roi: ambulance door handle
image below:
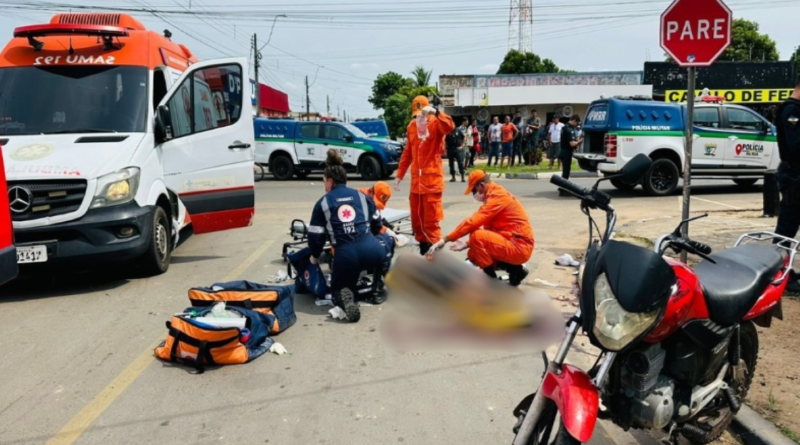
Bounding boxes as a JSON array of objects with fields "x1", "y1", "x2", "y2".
[
  {"x1": 322, "y1": 142, "x2": 329, "y2": 146},
  {"x1": 228, "y1": 142, "x2": 251, "y2": 150},
  {"x1": 729, "y1": 136, "x2": 738, "y2": 141}
]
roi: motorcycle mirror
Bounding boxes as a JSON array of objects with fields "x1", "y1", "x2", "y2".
[{"x1": 620, "y1": 154, "x2": 652, "y2": 184}]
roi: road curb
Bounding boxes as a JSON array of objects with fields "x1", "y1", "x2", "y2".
[
  {"x1": 730, "y1": 405, "x2": 796, "y2": 445},
  {"x1": 487, "y1": 171, "x2": 600, "y2": 180}
]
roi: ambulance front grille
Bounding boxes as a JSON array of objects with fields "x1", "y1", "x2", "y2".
[{"x1": 7, "y1": 180, "x2": 87, "y2": 222}]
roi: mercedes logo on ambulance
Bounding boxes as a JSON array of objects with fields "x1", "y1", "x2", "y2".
[{"x1": 8, "y1": 186, "x2": 33, "y2": 213}]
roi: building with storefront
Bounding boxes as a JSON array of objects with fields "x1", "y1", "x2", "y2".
[
  {"x1": 249, "y1": 79, "x2": 290, "y2": 118},
  {"x1": 439, "y1": 72, "x2": 652, "y2": 127},
  {"x1": 643, "y1": 61, "x2": 797, "y2": 120}
]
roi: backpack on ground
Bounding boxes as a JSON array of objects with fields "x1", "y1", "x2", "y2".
[
  {"x1": 188, "y1": 281, "x2": 297, "y2": 334},
  {"x1": 154, "y1": 306, "x2": 274, "y2": 373},
  {"x1": 287, "y1": 247, "x2": 330, "y2": 298}
]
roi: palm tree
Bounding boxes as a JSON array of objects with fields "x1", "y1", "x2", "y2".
[{"x1": 411, "y1": 65, "x2": 432, "y2": 88}]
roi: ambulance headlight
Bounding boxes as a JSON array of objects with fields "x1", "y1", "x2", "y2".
[{"x1": 91, "y1": 167, "x2": 141, "y2": 208}]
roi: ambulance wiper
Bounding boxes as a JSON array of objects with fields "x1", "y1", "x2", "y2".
[{"x1": 45, "y1": 128, "x2": 118, "y2": 134}]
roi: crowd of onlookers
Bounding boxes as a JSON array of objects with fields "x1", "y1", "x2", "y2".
[{"x1": 444, "y1": 110, "x2": 585, "y2": 182}]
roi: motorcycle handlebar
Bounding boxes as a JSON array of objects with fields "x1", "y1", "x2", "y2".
[
  {"x1": 686, "y1": 239, "x2": 713, "y2": 256},
  {"x1": 550, "y1": 175, "x2": 589, "y2": 198}
]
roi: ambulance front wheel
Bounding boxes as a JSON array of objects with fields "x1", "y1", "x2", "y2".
[
  {"x1": 138, "y1": 206, "x2": 172, "y2": 276},
  {"x1": 643, "y1": 158, "x2": 679, "y2": 196}
]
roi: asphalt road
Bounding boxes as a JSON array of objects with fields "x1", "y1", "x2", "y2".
[{"x1": 0, "y1": 172, "x2": 761, "y2": 445}]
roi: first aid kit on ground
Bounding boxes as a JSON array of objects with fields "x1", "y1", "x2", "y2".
[
  {"x1": 154, "y1": 303, "x2": 274, "y2": 373},
  {"x1": 188, "y1": 280, "x2": 297, "y2": 334}
]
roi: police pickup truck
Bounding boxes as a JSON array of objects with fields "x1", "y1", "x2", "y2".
[
  {"x1": 254, "y1": 118, "x2": 402, "y2": 181},
  {"x1": 574, "y1": 97, "x2": 778, "y2": 196}
]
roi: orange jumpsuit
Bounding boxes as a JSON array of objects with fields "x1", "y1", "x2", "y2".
[
  {"x1": 397, "y1": 111, "x2": 456, "y2": 244},
  {"x1": 446, "y1": 182, "x2": 534, "y2": 268}
]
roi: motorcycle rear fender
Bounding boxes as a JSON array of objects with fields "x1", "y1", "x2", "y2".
[
  {"x1": 744, "y1": 264, "x2": 788, "y2": 322},
  {"x1": 541, "y1": 364, "x2": 599, "y2": 443}
]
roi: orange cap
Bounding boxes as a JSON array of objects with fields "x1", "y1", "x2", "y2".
[
  {"x1": 372, "y1": 181, "x2": 392, "y2": 210},
  {"x1": 411, "y1": 95, "x2": 430, "y2": 116},
  {"x1": 464, "y1": 170, "x2": 488, "y2": 195}
]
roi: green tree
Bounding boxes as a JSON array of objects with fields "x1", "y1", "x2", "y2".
[
  {"x1": 665, "y1": 19, "x2": 779, "y2": 62},
  {"x1": 368, "y1": 71, "x2": 412, "y2": 110},
  {"x1": 497, "y1": 49, "x2": 566, "y2": 74},
  {"x1": 410, "y1": 65, "x2": 432, "y2": 87}
]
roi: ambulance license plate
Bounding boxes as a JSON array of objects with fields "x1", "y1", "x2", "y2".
[{"x1": 17, "y1": 246, "x2": 47, "y2": 264}]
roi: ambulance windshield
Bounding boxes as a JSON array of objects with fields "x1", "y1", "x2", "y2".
[{"x1": 0, "y1": 65, "x2": 148, "y2": 135}]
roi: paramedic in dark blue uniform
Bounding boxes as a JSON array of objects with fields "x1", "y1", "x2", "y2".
[
  {"x1": 774, "y1": 79, "x2": 800, "y2": 293},
  {"x1": 308, "y1": 149, "x2": 388, "y2": 322}
]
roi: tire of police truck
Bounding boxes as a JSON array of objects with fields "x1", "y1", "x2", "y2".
[
  {"x1": 643, "y1": 158, "x2": 679, "y2": 196},
  {"x1": 610, "y1": 178, "x2": 637, "y2": 191},
  {"x1": 360, "y1": 156, "x2": 382, "y2": 181},
  {"x1": 139, "y1": 205, "x2": 172, "y2": 275},
  {"x1": 733, "y1": 178, "x2": 758, "y2": 187},
  {"x1": 271, "y1": 154, "x2": 295, "y2": 181}
]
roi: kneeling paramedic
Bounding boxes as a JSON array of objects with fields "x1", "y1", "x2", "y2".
[
  {"x1": 309, "y1": 150, "x2": 392, "y2": 323},
  {"x1": 426, "y1": 170, "x2": 534, "y2": 286}
]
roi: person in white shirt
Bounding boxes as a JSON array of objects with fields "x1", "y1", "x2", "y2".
[
  {"x1": 488, "y1": 117, "x2": 503, "y2": 167},
  {"x1": 547, "y1": 117, "x2": 565, "y2": 170}
]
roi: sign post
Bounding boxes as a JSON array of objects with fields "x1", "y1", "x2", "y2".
[{"x1": 660, "y1": 0, "x2": 732, "y2": 262}]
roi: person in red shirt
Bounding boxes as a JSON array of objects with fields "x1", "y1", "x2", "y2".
[
  {"x1": 500, "y1": 115, "x2": 519, "y2": 169},
  {"x1": 395, "y1": 96, "x2": 456, "y2": 256}
]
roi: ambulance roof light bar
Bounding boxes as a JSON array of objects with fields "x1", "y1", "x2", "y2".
[
  {"x1": 14, "y1": 24, "x2": 129, "y2": 52},
  {"x1": 699, "y1": 95, "x2": 725, "y2": 103}
]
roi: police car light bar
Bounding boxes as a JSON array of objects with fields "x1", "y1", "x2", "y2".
[
  {"x1": 14, "y1": 23, "x2": 129, "y2": 39},
  {"x1": 700, "y1": 96, "x2": 725, "y2": 103}
]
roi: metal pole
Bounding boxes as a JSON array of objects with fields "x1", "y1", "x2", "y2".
[
  {"x1": 305, "y1": 75, "x2": 310, "y2": 121},
  {"x1": 680, "y1": 66, "x2": 696, "y2": 263},
  {"x1": 253, "y1": 34, "x2": 260, "y2": 117}
]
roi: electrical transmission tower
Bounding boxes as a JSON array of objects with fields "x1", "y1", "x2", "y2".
[{"x1": 508, "y1": 0, "x2": 533, "y2": 53}]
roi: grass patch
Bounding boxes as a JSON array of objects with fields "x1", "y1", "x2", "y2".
[
  {"x1": 778, "y1": 425, "x2": 800, "y2": 444},
  {"x1": 768, "y1": 388, "x2": 780, "y2": 413},
  {"x1": 474, "y1": 160, "x2": 582, "y2": 176},
  {"x1": 613, "y1": 232, "x2": 655, "y2": 249}
]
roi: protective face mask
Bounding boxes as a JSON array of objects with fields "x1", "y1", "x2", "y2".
[{"x1": 473, "y1": 193, "x2": 485, "y2": 203}]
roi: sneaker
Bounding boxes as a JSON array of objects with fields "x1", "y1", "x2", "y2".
[
  {"x1": 333, "y1": 288, "x2": 360, "y2": 322},
  {"x1": 508, "y1": 264, "x2": 529, "y2": 287}
]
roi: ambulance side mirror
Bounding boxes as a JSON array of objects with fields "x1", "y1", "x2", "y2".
[{"x1": 155, "y1": 105, "x2": 173, "y2": 143}]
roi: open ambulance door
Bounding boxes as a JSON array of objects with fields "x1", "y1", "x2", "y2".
[
  {"x1": 156, "y1": 57, "x2": 255, "y2": 234},
  {"x1": 0, "y1": 146, "x2": 18, "y2": 285}
]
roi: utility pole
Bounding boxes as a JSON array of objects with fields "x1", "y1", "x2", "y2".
[
  {"x1": 253, "y1": 34, "x2": 260, "y2": 117},
  {"x1": 337, "y1": 105, "x2": 340, "y2": 119},
  {"x1": 327, "y1": 95, "x2": 330, "y2": 117},
  {"x1": 305, "y1": 75, "x2": 310, "y2": 121}
]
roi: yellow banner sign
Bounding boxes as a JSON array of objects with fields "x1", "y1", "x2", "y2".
[{"x1": 665, "y1": 89, "x2": 793, "y2": 104}]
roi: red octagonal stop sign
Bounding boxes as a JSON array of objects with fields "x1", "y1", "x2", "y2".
[{"x1": 660, "y1": 0, "x2": 732, "y2": 67}]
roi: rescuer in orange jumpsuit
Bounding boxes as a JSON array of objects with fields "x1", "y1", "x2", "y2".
[
  {"x1": 426, "y1": 170, "x2": 534, "y2": 286},
  {"x1": 358, "y1": 181, "x2": 393, "y2": 234},
  {"x1": 394, "y1": 96, "x2": 456, "y2": 256}
]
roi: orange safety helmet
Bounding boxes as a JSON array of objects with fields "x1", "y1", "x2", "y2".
[
  {"x1": 372, "y1": 181, "x2": 392, "y2": 210},
  {"x1": 411, "y1": 95, "x2": 430, "y2": 116}
]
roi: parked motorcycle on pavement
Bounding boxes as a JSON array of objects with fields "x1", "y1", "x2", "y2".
[{"x1": 512, "y1": 154, "x2": 796, "y2": 445}]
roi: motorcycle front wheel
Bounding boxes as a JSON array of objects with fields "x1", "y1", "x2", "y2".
[{"x1": 515, "y1": 398, "x2": 581, "y2": 445}]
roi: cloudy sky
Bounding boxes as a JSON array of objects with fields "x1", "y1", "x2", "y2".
[{"x1": 1, "y1": 0, "x2": 798, "y2": 117}]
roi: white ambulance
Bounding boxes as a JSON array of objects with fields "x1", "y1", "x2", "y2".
[{"x1": 0, "y1": 13, "x2": 255, "y2": 274}]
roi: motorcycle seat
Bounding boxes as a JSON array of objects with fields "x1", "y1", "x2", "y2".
[{"x1": 694, "y1": 244, "x2": 784, "y2": 325}]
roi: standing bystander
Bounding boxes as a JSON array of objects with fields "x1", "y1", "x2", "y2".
[
  {"x1": 500, "y1": 115, "x2": 519, "y2": 169},
  {"x1": 547, "y1": 116, "x2": 564, "y2": 170},
  {"x1": 558, "y1": 114, "x2": 583, "y2": 194},
  {"x1": 773, "y1": 77, "x2": 800, "y2": 293},
  {"x1": 487, "y1": 117, "x2": 502, "y2": 167}
]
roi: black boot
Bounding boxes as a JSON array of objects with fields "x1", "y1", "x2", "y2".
[
  {"x1": 333, "y1": 288, "x2": 360, "y2": 322},
  {"x1": 461, "y1": 173, "x2": 466, "y2": 182},
  {"x1": 482, "y1": 266, "x2": 498, "y2": 279},
  {"x1": 450, "y1": 175, "x2": 456, "y2": 182},
  {"x1": 507, "y1": 264, "x2": 529, "y2": 287},
  {"x1": 786, "y1": 270, "x2": 800, "y2": 295},
  {"x1": 419, "y1": 242, "x2": 432, "y2": 257}
]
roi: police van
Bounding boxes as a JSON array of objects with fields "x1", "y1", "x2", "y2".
[
  {"x1": 0, "y1": 13, "x2": 256, "y2": 274},
  {"x1": 254, "y1": 118, "x2": 402, "y2": 181},
  {"x1": 574, "y1": 96, "x2": 778, "y2": 196}
]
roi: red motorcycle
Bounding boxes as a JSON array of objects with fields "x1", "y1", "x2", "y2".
[{"x1": 512, "y1": 154, "x2": 796, "y2": 445}]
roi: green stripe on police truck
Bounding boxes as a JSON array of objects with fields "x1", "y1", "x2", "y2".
[
  {"x1": 256, "y1": 137, "x2": 375, "y2": 151},
  {"x1": 611, "y1": 131, "x2": 776, "y2": 142}
]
